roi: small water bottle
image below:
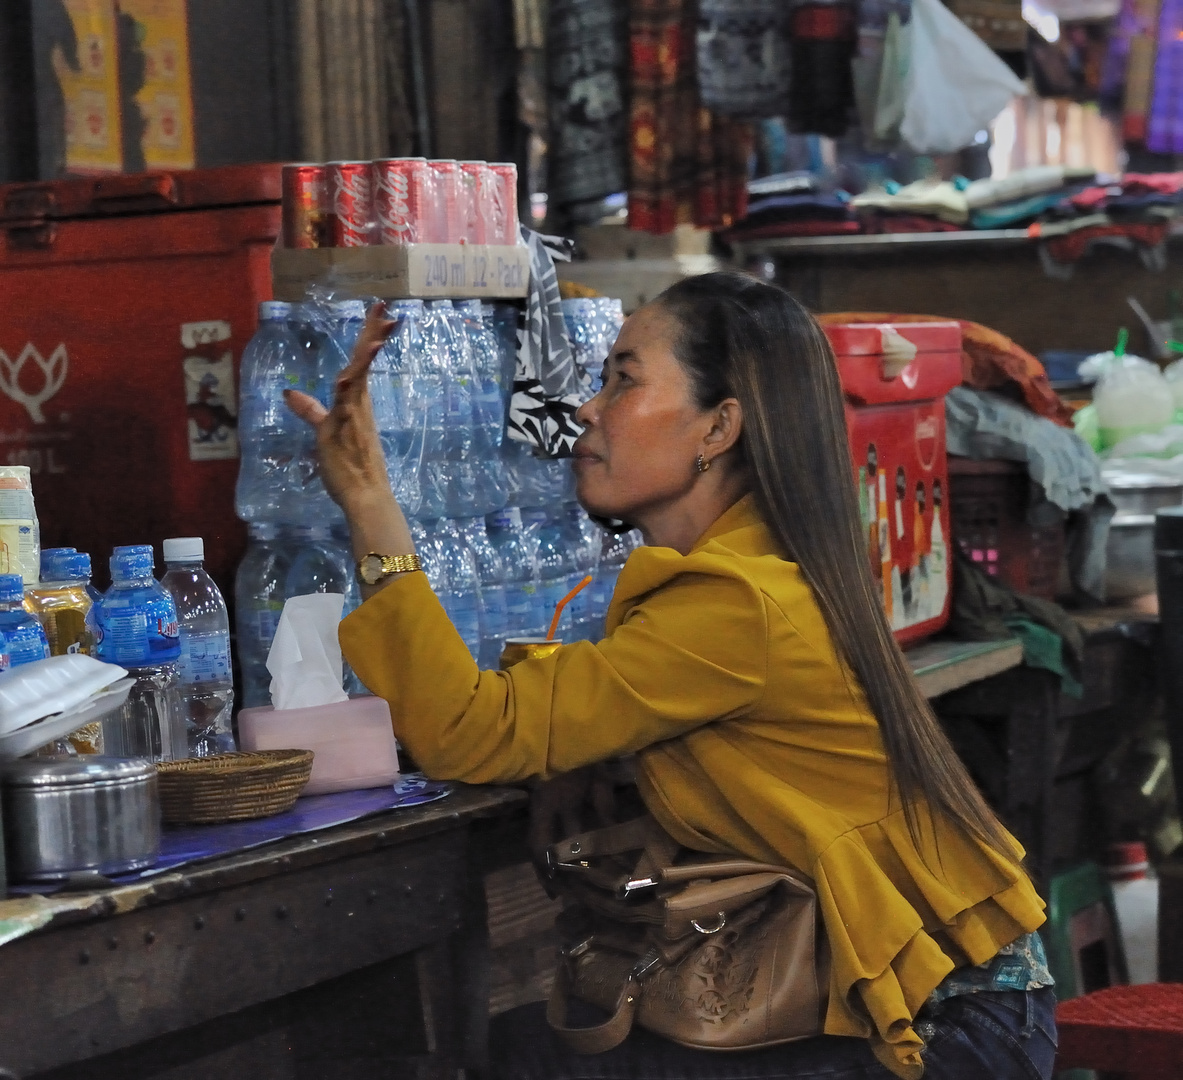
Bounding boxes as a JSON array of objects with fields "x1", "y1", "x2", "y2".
[
  {"x1": 0, "y1": 574, "x2": 49, "y2": 667},
  {"x1": 487, "y1": 507, "x2": 542, "y2": 638},
  {"x1": 235, "y1": 302, "x2": 307, "y2": 524},
  {"x1": 461, "y1": 517, "x2": 508, "y2": 667},
  {"x1": 96, "y1": 545, "x2": 186, "y2": 761},
  {"x1": 235, "y1": 524, "x2": 291, "y2": 709},
  {"x1": 1105, "y1": 841, "x2": 1159, "y2": 984},
  {"x1": 437, "y1": 519, "x2": 483, "y2": 661},
  {"x1": 161, "y1": 537, "x2": 236, "y2": 757}
]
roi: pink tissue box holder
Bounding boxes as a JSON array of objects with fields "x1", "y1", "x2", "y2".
[{"x1": 237, "y1": 696, "x2": 400, "y2": 796}]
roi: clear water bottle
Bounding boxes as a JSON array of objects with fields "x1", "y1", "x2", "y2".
[
  {"x1": 235, "y1": 302, "x2": 308, "y2": 524},
  {"x1": 381, "y1": 300, "x2": 426, "y2": 509},
  {"x1": 161, "y1": 537, "x2": 235, "y2": 757},
  {"x1": 234, "y1": 524, "x2": 290, "y2": 709},
  {"x1": 329, "y1": 524, "x2": 367, "y2": 696},
  {"x1": 436, "y1": 519, "x2": 483, "y2": 661},
  {"x1": 524, "y1": 507, "x2": 573, "y2": 639},
  {"x1": 95, "y1": 545, "x2": 185, "y2": 761},
  {"x1": 0, "y1": 574, "x2": 49, "y2": 667},
  {"x1": 459, "y1": 300, "x2": 509, "y2": 513},
  {"x1": 487, "y1": 507, "x2": 542, "y2": 639},
  {"x1": 411, "y1": 305, "x2": 450, "y2": 519},
  {"x1": 284, "y1": 525, "x2": 350, "y2": 598},
  {"x1": 563, "y1": 503, "x2": 601, "y2": 642},
  {"x1": 591, "y1": 527, "x2": 632, "y2": 631},
  {"x1": 461, "y1": 517, "x2": 508, "y2": 667}
]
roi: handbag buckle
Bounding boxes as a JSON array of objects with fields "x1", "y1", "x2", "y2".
[
  {"x1": 619, "y1": 875, "x2": 658, "y2": 900},
  {"x1": 629, "y1": 948, "x2": 661, "y2": 981},
  {"x1": 563, "y1": 935, "x2": 594, "y2": 960},
  {"x1": 691, "y1": 911, "x2": 728, "y2": 935}
]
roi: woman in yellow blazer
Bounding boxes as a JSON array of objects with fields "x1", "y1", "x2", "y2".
[{"x1": 288, "y1": 272, "x2": 1056, "y2": 1079}]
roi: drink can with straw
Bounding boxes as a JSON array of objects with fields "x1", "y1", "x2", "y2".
[{"x1": 499, "y1": 637, "x2": 562, "y2": 669}]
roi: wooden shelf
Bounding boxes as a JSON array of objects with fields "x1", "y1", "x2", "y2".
[{"x1": 907, "y1": 637, "x2": 1025, "y2": 699}]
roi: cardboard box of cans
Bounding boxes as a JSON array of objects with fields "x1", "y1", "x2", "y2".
[
  {"x1": 271, "y1": 157, "x2": 530, "y2": 300},
  {"x1": 271, "y1": 242, "x2": 529, "y2": 300}
]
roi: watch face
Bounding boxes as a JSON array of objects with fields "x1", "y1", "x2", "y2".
[{"x1": 359, "y1": 554, "x2": 385, "y2": 585}]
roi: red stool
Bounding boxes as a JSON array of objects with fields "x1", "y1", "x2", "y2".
[{"x1": 1056, "y1": 984, "x2": 1183, "y2": 1078}]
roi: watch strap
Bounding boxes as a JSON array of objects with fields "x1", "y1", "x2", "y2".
[{"x1": 377, "y1": 553, "x2": 422, "y2": 575}]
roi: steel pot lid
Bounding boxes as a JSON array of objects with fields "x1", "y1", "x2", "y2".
[
  {"x1": 1, "y1": 755, "x2": 155, "y2": 788},
  {"x1": 1103, "y1": 470, "x2": 1183, "y2": 491}
]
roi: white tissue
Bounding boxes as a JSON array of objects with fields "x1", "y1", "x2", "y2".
[{"x1": 267, "y1": 594, "x2": 351, "y2": 711}]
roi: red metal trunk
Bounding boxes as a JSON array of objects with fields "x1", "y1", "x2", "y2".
[{"x1": 0, "y1": 164, "x2": 282, "y2": 594}]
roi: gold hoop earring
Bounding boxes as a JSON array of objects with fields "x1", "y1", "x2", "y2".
[{"x1": 696, "y1": 454, "x2": 711, "y2": 474}]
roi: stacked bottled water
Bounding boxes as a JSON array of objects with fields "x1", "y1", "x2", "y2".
[{"x1": 236, "y1": 293, "x2": 636, "y2": 684}]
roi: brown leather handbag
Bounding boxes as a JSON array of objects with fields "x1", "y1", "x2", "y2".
[{"x1": 543, "y1": 815, "x2": 830, "y2": 1054}]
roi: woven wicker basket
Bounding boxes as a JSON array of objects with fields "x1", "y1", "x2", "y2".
[{"x1": 155, "y1": 749, "x2": 314, "y2": 824}]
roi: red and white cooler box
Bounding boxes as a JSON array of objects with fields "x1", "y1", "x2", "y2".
[{"x1": 825, "y1": 321, "x2": 963, "y2": 648}]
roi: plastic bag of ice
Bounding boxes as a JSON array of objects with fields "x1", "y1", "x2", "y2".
[{"x1": 1094, "y1": 364, "x2": 1175, "y2": 449}]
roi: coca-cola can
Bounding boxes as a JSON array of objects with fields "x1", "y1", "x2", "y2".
[
  {"x1": 372, "y1": 157, "x2": 429, "y2": 245},
  {"x1": 324, "y1": 160, "x2": 373, "y2": 247},
  {"x1": 488, "y1": 162, "x2": 520, "y2": 245},
  {"x1": 281, "y1": 163, "x2": 325, "y2": 248},
  {"x1": 458, "y1": 161, "x2": 489, "y2": 244},
  {"x1": 428, "y1": 159, "x2": 461, "y2": 244}
]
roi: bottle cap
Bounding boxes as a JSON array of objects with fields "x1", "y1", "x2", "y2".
[
  {"x1": 63, "y1": 552, "x2": 92, "y2": 580},
  {"x1": 40, "y1": 548, "x2": 76, "y2": 580},
  {"x1": 110, "y1": 546, "x2": 155, "y2": 582},
  {"x1": 0, "y1": 574, "x2": 22, "y2": 603},
  {"x1": 259, "y1": 301, "x2": 292, "y2": 321},
  {"x1": 333, "y1": 300, "x2": 367, "y2": 320},
  {"x1": 1104, "y1": 840, "x2": 1150, "y2": 880},
  {"x1": 163, "y1": 537, "x2": 204, "y2": 562}
]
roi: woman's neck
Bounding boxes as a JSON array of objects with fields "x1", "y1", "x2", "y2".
[{"x1": 636, "y1": 471, "x2": 751, "y2": 554}]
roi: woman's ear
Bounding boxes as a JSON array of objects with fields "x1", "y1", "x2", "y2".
[{"x1": 703, "y1": 397, "x2": 743, "y2": 457}]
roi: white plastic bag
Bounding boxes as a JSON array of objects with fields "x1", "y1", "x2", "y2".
[{"x1": 900, "y1": 0, "x2": 1027, "y2": 153}]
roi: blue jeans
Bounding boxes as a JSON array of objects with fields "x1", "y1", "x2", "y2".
[{"x1": 488, "y1": 988, "x2": 1058, "y2": 1079}]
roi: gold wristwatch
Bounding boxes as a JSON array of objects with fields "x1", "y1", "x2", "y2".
[{"x1": 357, "y1": 552, "x2": 422, "y2": 586}]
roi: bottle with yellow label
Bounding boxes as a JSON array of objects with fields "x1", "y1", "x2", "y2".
[{"x1": 25, "y1": 549, "x2": 102, "y2": 753}]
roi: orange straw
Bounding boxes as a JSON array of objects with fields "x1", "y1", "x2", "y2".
[{"x1": 547, "y1": 575, "x2": 593, "y2": 641}]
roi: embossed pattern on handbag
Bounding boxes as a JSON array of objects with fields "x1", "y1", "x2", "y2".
[{"x1": 544, "y1": 815, "x2": 830, "y2": 1053}]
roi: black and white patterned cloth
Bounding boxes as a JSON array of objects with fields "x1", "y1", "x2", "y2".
[{"x1": 507, "y1": 228, "x2": 586, "y2": 458}]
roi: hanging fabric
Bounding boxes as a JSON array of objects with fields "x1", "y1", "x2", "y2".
[
  {"x1": 548, "y1": 0, "x2": 630, "y2": 222},
  {"x1": 787, "y1": 2, "x2": 858, "y2": 138},
  {"x1": 696, "y1": 0, "x2": 792, "y2": 117},
  {"x1": 1147, "y1": 0, "x2": 1183, "y2": 153},
  {"x1": 627, "y1": 0, "x2": 752, "y2": 233},
  {"x1": 507, "y1": 229, "x2": 586, "y2": 457}
]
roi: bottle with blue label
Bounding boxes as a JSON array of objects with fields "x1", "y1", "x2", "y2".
[
  {"x1": 460, "y1": 517, "x2": 508, "y2": 667},
  {"x1": 0, "y1": 574, "x2": 49, "y2": 667},
  {"x1": 436, "y1": 519, "x2": 483, "y2": 662},
  {"x1": 25, "y1": 550, "x2": 97, "y2": 658},
  {"x1": 95, "y1": 545, "x2": 186, "y2": 761},
  {"x1": 161, "y1": 537, "x2": 236, "y2": 757}
]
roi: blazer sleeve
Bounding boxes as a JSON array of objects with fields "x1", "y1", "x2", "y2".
[{"x1": 338, "y1": 556, "x2": 769, "y2": 784}]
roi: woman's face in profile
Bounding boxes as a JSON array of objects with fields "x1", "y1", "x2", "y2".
[{"x1": 573, "y1": 303, "x2": 711, "y2": 526}]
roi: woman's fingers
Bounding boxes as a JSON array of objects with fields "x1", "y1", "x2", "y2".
[
  {"x1": 284, "y1": 388, "x2": 330, "y2": 427},
  {"x1": 335, "y1": 305, "x2": 395, "y2": 402}
]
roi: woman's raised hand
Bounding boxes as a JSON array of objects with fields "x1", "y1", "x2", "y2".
[{"x1": 285, "y1": 303, "x2": 396, "y2": 515}]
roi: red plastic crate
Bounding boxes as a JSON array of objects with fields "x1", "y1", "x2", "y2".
[
  {"x1": 1056, "y1": 983, "x2": 1183, "y2": 1078},
  {"x1": 947, "y1": 457, "x2": 1065, "y2": 600},
  {"x1": 0, "y1": 165, "x2": 282, "y2": 594},
  {"x1": 825, "y1": 321, "x2": 963, "y2": 648}
]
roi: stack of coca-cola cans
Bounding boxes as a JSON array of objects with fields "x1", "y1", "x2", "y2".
[{"x1": 281, "y1": 158, "x2": 520, "y2": 249}]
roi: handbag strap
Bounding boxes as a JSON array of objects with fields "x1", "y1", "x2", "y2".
[{"x1": 546, "y1": 961, "x2": 642, "y2": 1054}]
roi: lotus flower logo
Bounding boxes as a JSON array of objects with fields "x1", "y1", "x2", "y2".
[{"x1": 0, "y1": 343, "x2": 68, "y2": 424}]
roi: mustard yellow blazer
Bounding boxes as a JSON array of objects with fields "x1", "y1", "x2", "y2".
[{"x1": 340, "y1": 494, "x2": 1046, "y2": 1078}]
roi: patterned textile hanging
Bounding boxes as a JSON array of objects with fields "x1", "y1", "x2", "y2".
[
  {"x1": 627, "y1": 0, "x2": 753, "y2": 234},
  {"x1": 548, "y1": 0, "x2": 630, "y2": 223},
  {"x1": 1147, "y1": 0, "x2": 1183, "y2": 152},
  {"x1": 507, "y1": 230, "x2": 586, "y2": 457}
]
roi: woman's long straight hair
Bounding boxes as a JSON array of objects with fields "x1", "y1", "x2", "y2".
[{"x1": 657, "y1": 272, "x2": 1015, "y2": 857}]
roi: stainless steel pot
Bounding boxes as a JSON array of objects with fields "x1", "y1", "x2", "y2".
[
  {"x1": 1, "y1": 757, "x2": 160, "y2": 882},
  {"x1": 1104, "y1": 471, "x2": 1183, "y2": 515},
  {"x1": 1106, "y1": 512, "x2": 1157, "y2": 600}
]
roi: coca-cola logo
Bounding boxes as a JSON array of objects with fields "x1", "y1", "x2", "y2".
[
  {"x1": 333, "y1": 171, "x2": 371, "y2": 216},
  {"x1": 377, "y1": 170, "x2": 412, "y2": 232}
]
